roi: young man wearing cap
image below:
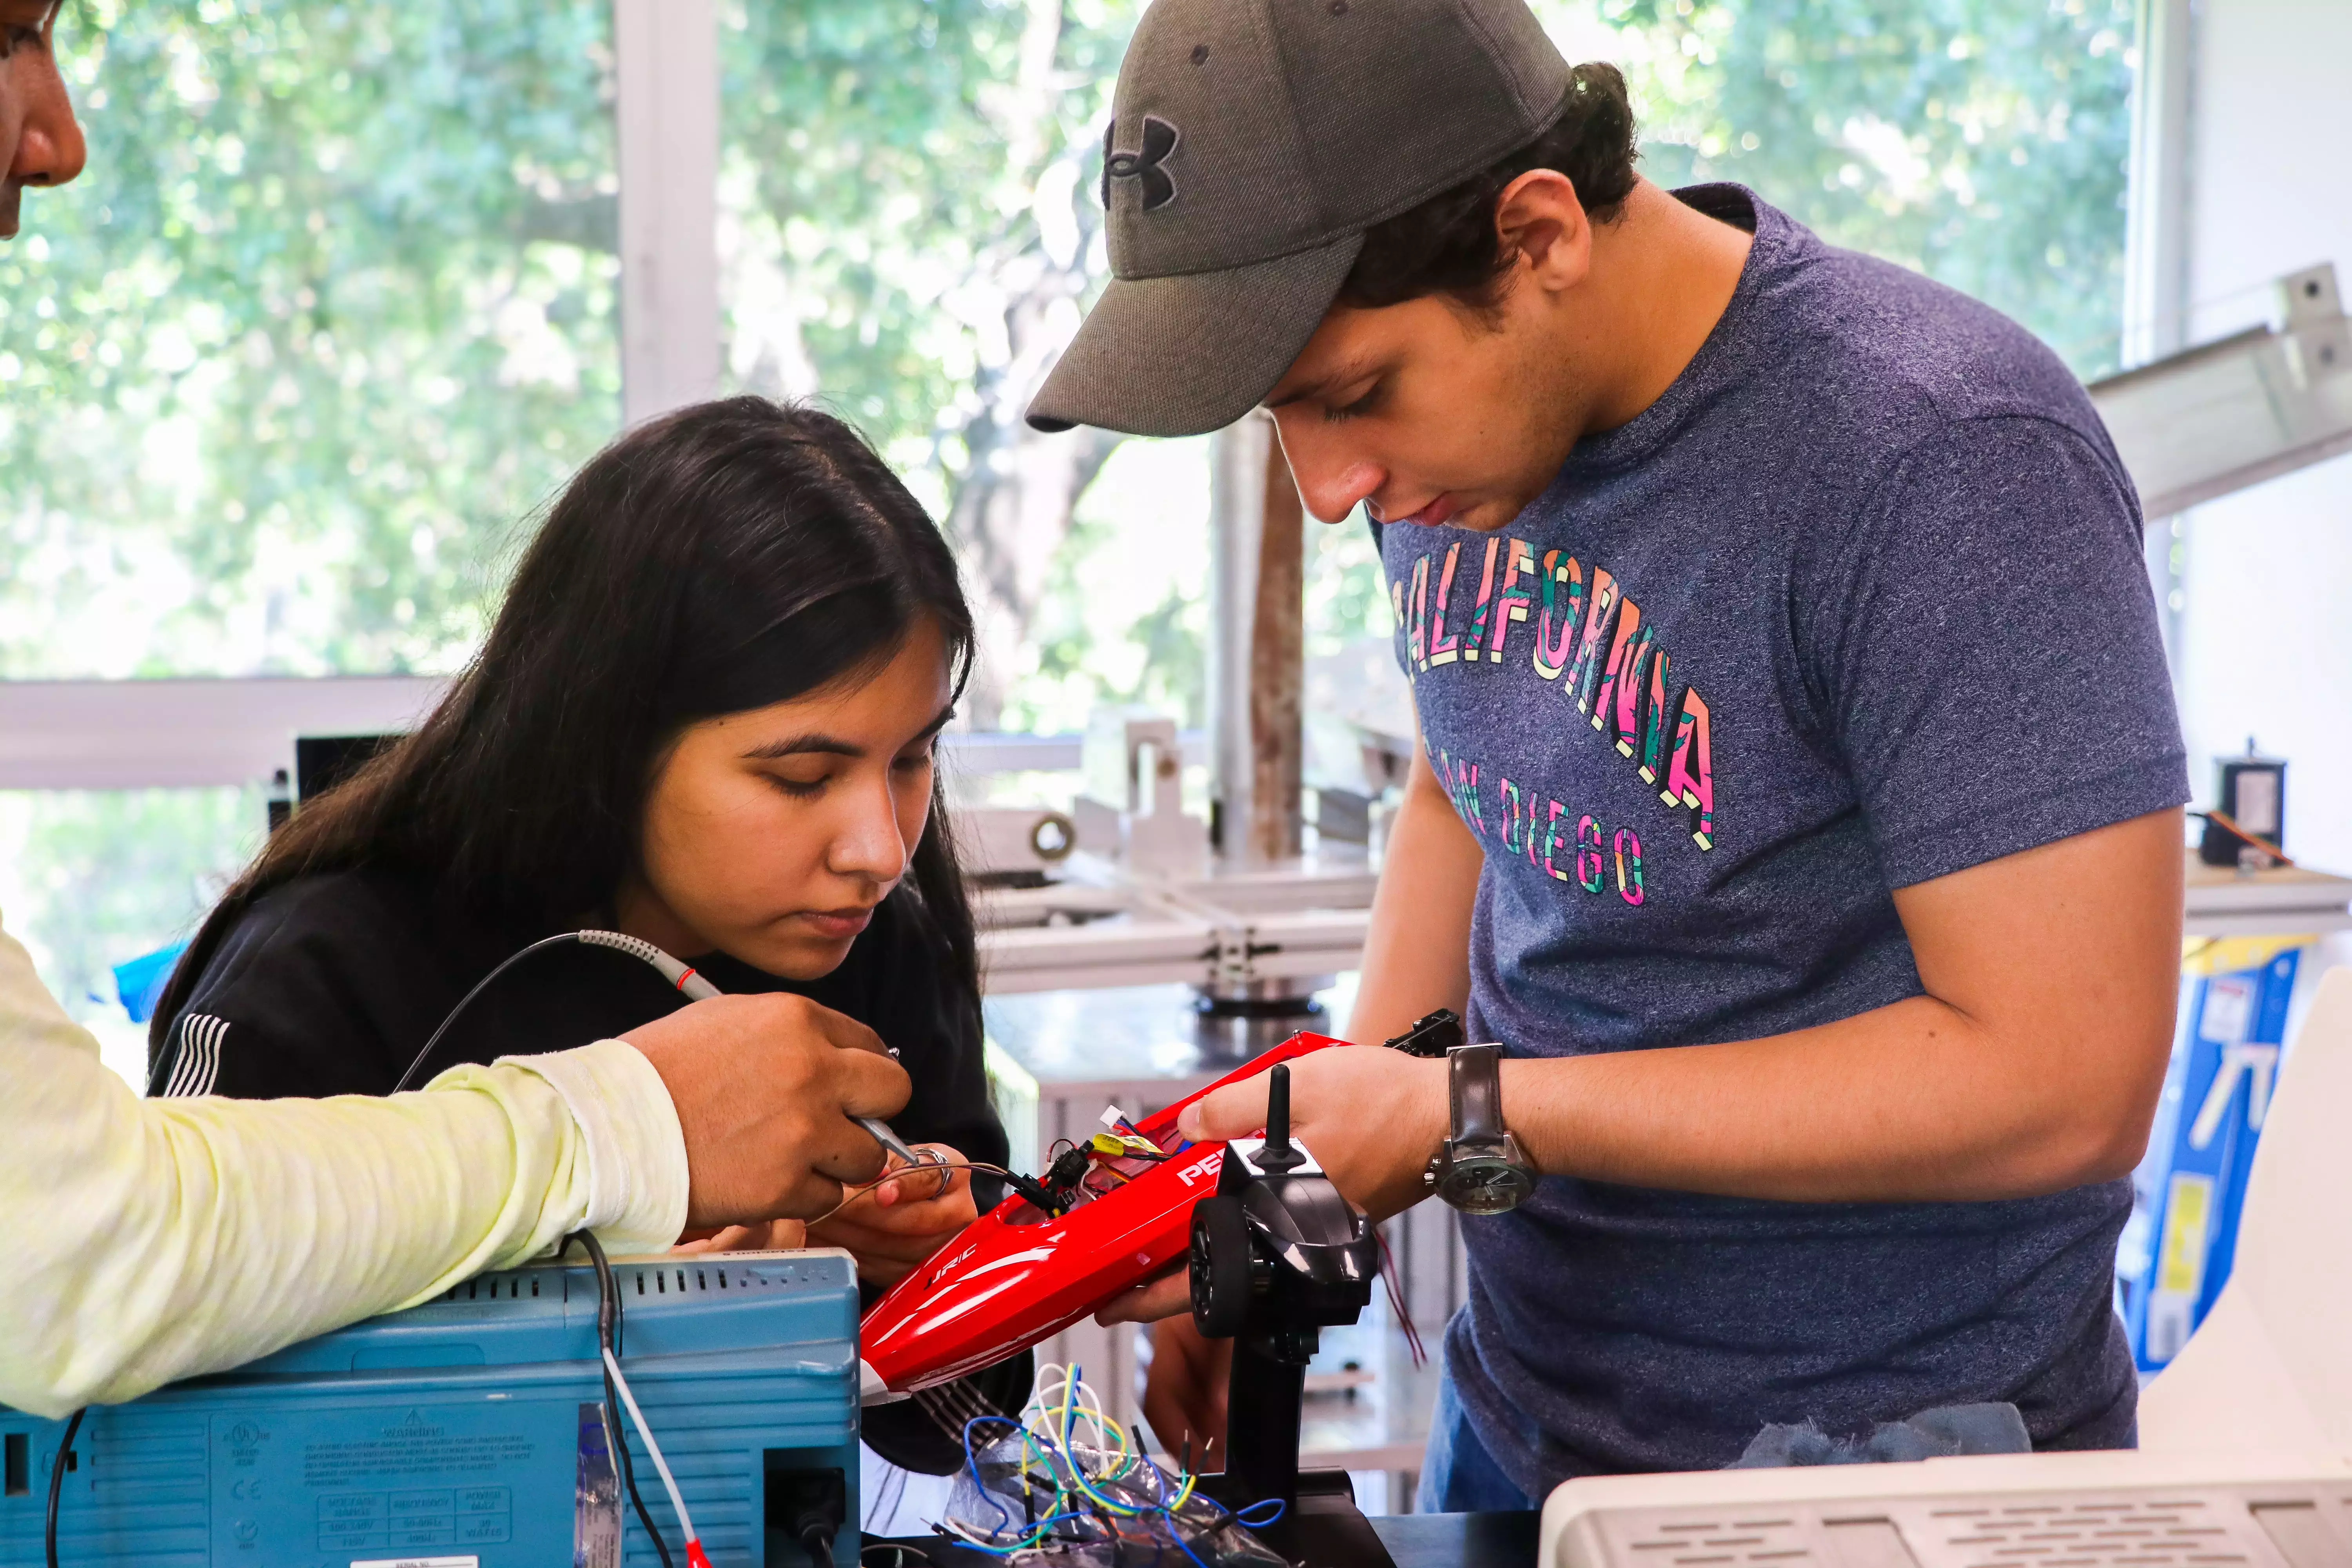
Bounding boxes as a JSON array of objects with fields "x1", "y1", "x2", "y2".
[{"x1": 1045, "y1": 0, "x2": 2187, "y2": 1505}]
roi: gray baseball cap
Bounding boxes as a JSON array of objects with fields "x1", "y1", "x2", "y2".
[{"x1": 1026, "y1": 0, "x2": 1572, "y2": 438}]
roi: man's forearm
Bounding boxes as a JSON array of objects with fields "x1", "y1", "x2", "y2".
[
  {"x1": 0, "y1": 919, "x2": 687, "y2": 1417},
  {"x1": 1506, "y1": 992, "x2": 2141, "y2": 1203},
  {"x1": 1223, "y1": 991, "x2": 2171, "y2": 1220},
  {"x1": 1511, "y1": 812, "x2": 2181, "y2": 1203},
  {"x1": 1186, "y1": 810, "x2": 2183, "y2": 1215}
]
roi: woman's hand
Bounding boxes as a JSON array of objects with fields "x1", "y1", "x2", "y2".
[
  {"x1": 1142, "y1": 1316, "x2": 1231, "y2": 1470},
  {"x1": 1100, "y1": 1269, "x2": 1227, "y2": 1465},
  {"x1": 808, "y1": 1143, "x2": 978, "y2": 1286},
  {"x1": 673, "y1": 1217, "x2": 809, "y2": 1254}
]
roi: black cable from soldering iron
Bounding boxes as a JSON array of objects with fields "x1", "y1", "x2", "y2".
[
  {"x1": 568, "y1": 1230, "x2": 677, "y2": 1568},
  {"x1": 44, "y1": 1406, "x2": 83, "y2": 1568},
  {"x1": 390, "y1": 933, "x2": 585, "y2": 1092},
  {"x1": 145, "y1": 927, "x2": 575, "y2": 1095}
]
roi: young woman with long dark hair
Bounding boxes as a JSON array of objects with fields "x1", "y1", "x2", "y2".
[{"x1": 149, "y1": 397, "x2": 1002, "y2": 1345}]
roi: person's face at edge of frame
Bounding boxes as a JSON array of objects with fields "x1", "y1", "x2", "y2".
[
  {"x1": 0, "y1": 1, "x2": 87, "y2": 241},
  {"x1": 619, "y1": 615, "x2": 955, "y2": 982},
  {"x1": 1260, "y1": 172, "x2": 1600, "y2": 538}
]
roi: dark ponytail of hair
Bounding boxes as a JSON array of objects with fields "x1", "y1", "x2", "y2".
[{"x1": 150, "y1": 397, "x2": 980, "y2": 1071}]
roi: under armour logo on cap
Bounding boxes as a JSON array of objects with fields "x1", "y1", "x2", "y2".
[{"x1": 1101, "y1": 114, "x2": 1180, "y2": 211}]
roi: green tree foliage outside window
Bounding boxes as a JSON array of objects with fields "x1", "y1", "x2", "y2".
[
  {"x1": 0, "y1": 0, "x2": 621, "y2": 680},
  {"x1": 1583, "y1": 0, "x2": 2138, "y2": 378},
  {"x1": 717, "y1": 0, "x2": 1142, "y2": 728},
  {"x1": 1, "y1": 0, "x2": 2137, "y2": 693}
]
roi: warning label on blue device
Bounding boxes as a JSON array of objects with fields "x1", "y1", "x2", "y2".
[
  {"x1": 317, "y1": 1485, "x2": 512, "y2": 1551},
  {"x1": 211, "y1": 1403, "x2": 557, "y2": 1563}
]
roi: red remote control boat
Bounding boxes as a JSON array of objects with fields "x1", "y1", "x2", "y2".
[{"x1": 857, "y1": 1030, "x2": 1350, "y2": 1401}]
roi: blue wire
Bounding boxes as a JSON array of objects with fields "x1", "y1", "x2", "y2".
[
  {"x1": 960, "y1": 1413, "x2": 1023, "y2": 1532},
  {"x1": 1177, "y1": 1485, "x2": 1235, "y2": 1523},
  {"x1": 1129, "y1": 1440, "x2": 1285, "y2": 1563},
  {"x1": 1167, "y1": 1517, "x2": 1216, "y2": 1568},
  {"x1": 1133, "y1": 1439, "x2": 1176, "y2": 1508}
]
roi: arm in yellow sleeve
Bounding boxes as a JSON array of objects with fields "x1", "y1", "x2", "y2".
[{"x1": 0, "y1": 913, "x2": 688, "y2": 1419}]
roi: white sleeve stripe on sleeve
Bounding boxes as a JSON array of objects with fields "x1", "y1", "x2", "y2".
[
  {"x1": 162, "y1": 1016, "x2": 196, "y2": 1098},
  {"x1": 160, "y1": 1017, "x2": 196, "y2": 1098},
  {"x1": 161, "y1": 1014, "x2": 227, "y2": 1099},
  {"x1": 192, "y1": 1015, "x2": 224, "y2": 1096}
]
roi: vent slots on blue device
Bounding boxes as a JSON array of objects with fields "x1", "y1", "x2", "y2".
[{"x1": 1, "y1": 1236, "x2": 862, "y2": 1567}]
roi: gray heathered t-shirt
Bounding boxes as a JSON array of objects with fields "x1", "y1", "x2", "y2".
[{"x1": 1377, "y1": 185, "x2": 2187, "y2": 1490}]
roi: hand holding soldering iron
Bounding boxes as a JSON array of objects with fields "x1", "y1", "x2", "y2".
[{"x1": 623, "y1": 991, "x2": 913, "y2": 1228}]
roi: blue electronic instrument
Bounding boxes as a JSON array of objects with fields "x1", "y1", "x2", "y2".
[{"x1": 1, "y1": 1249, "x2": 861, "y2": 1568}]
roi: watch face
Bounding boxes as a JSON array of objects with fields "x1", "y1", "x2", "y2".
[{"x1": 1439, "y1": 1156, "x2": 1535, "y2": 1215}]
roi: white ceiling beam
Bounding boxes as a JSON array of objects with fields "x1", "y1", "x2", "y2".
[
  {"x1": 614, "y1": 0, "x2": 721, "y2": 426},
  {"x1": 0, "y1": 678, "x2": 449, "y2": 791}
]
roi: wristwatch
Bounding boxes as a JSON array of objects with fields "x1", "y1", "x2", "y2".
[{"x1": 1423, "y1": 1044, "x2": 1538, "y2": 1214}]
